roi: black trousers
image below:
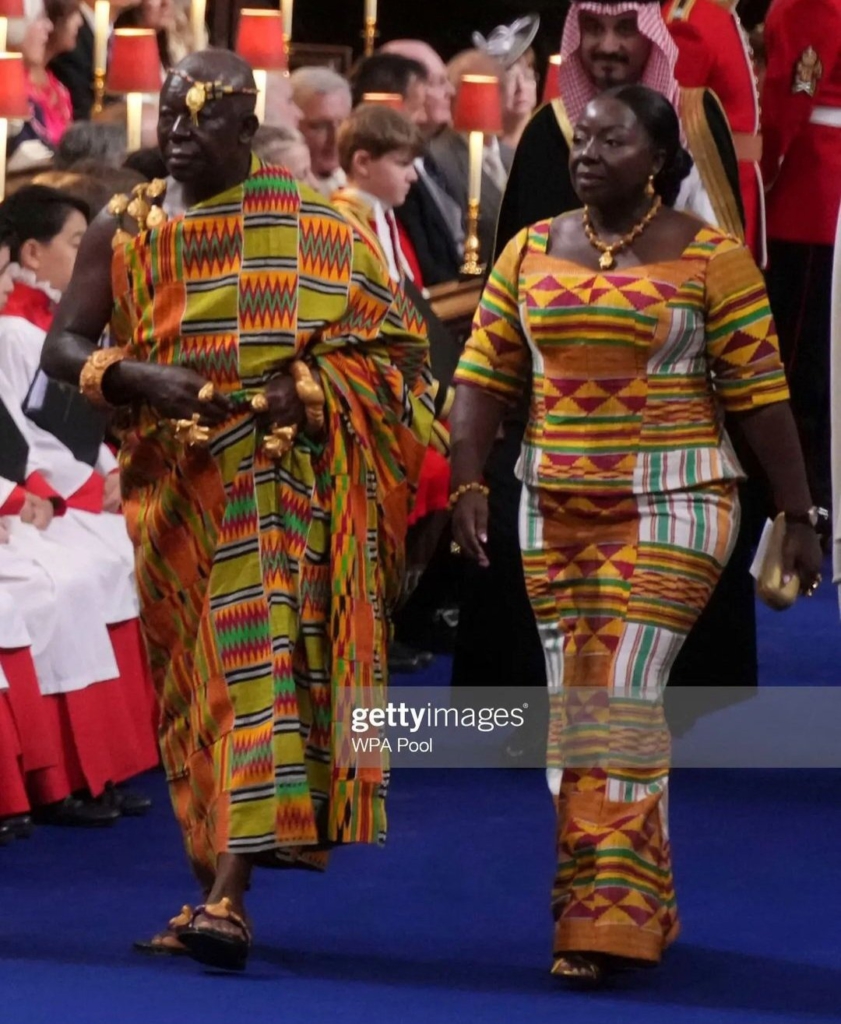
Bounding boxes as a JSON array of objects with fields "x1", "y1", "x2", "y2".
[{"x1": 765, "y1": 239, "x2": 834, "y2": 510}]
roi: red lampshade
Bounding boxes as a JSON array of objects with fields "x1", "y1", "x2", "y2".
[
  {"x1": 0, "y1": 0, "x2": 24, "y2": 16},
  {"x1": 361, "y1": 92, "x2": 404, "y2": 110},
  {"x1": 0, "y1": 54, "x2": 29, "y2": 119},
  {"x1": 542, "y1": 55, "x2": 562, "y2": 103},
  {"x1": 236, "y1": 9, "x2": 287, "y2": 72},
  {"x1": 107, "y1": 30, "x2": 161, "y2": 94},
  {"x1": 453, "y1": 75, "x2": 502, "y2": 134}
]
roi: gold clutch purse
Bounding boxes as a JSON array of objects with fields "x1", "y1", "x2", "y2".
[{"x1": 755, "y1": 513, "x2": 800, "y2": 611}]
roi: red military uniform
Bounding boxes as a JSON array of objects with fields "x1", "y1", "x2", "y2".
[
  {"x1": 761, "y1": 0, "x2": 841, "y2": 245},
  {"x1": 663, "y1": 0, "x2": 765, "y2": 262},
  {"x1": 761, "y1": 0, "x2": 841, "y2": 510}
]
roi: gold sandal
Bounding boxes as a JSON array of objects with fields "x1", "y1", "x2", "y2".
[
  {"x1": 551, "y1": 952, "x2": 607, "y2": 985},
  {"x1": 133, "y1": 904, "x2": 193, "y2": 957}
]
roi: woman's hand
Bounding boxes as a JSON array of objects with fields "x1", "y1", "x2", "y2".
[
  {"x1": 20, "y1": 493, "x2": 54, "y2": 530},
  {"x1": 782, "y1": 522, "x2": 824, "y2": 595},
  {"x1": 116, "y1": 363, "x2": 233, "y2": 423},
  {"x1": 451, "y1": 492, "x2": 490, "y2": 568}
]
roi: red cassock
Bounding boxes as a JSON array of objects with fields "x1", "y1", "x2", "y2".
[
  {"x1": 663, "y1": 0, "x2": 765, "y2": 262},
  {"x1": 761, "y1": 0, "x2": 841, "y2": 246}
]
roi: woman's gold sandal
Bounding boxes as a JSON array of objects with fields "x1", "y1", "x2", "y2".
[{"x1": 551, "y1": 952, "x2": 607, "y2": 985}]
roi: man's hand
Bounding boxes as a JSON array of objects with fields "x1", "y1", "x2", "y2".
[
  {"x1": 260, "y1": 375, "x2": 305, "y2": 431},
  {"x1": 114, "y1": 363, "x2": 233, "y2": 423},
  {"x1": 20, "y1": 493, "x2": 54, "y2": 530},
  {"x1": 102, "y1": 472, "x2": 122, "y2": 513}
]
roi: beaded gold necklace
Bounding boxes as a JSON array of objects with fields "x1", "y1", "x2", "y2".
[{"x1": 582, "y1": 195, "x2": 663, "y2": 270}]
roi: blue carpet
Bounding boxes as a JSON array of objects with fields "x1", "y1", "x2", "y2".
[{"x1": 2, "y1": 577, "x2": 841, "y2": 1024}]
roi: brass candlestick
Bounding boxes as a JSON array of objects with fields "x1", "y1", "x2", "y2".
[
  {"x1": 460, "y1": 198, "x2": 484, "y2": 276},
  {"x1": 93, "y1": 67, "x2": 106, "y2": 115},
  {"x1": 363, "y1": 16, "x2": 378, "y2": 57}
]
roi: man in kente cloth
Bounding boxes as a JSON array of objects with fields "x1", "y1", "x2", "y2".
[
  {"x1": 453, "y1": 0, "x2": 756, "y2": 746},
  {"x1": 41, "y1": 50, "x2": 435, "y2": 971}
]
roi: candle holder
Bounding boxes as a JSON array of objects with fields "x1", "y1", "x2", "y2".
[
  {"x1": 93, "y1": 66, "x2": 106, "y2": 115},
  {"x1": 363, "y1": 16, "x2": 378, "y2": 57},
  {"x1": 461, "y1": 198, "x2": 483, "y2": 277}
]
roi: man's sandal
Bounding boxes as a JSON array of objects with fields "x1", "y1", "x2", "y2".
[
  {"x1": 178, "y1": 897, "x2": 252, "y2": 971},
  {"x1": 133, "y1": 905, "x2": 193, "y2": 957}
]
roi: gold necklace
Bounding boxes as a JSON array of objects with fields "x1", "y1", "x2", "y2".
[{"x1": 582, "y1": 195, "x2": 663, "y2": 270}]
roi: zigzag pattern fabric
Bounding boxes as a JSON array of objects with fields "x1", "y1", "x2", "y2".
[
  {"x1": 454, "y1": 221, "x2": 787, "y2": 963},
  {"x1": 112, "y1": 159, "x2": 434, "y2": 878}
]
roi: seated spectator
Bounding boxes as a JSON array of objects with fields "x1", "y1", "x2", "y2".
[
  {"x1": 349, "y1": 52, "x2": 429, "y2": 127},
  {"x1": 379, "y1": 40, "x2": 464, "y2": 285},
  {"x1": 290, "y1": 66, "x2": 352, "y2": 198},
  {"x1": 0, "y1": 233, "x2": 156, "y2": 833},
  {"x1": 123, "y1": 147, "x2": 168, "y2": 182},
  {"x1": 114, "y1": 0, "x2": 203, "y2": 78},
  {"x1": 253, "y1": 125, "x2": 318, "y2": 190},
  {"x1": 264, "y1": 69, "x2": 303, "y2": 130},
  {"x1": 34, "y1": 165, "x2": 145, "y2": 216},
  {"x1": 333, "y1": 104, "x2": 424, "y2": 286},
  {"x1": 53, "y1": 121, "x2": 127, "y2": 170},
  {"x1": 429, "y1": 48, "x2": 509, "y2": 269},
  {"x1": 7, "y1": 0, "x2": 80, "y2": 171}
]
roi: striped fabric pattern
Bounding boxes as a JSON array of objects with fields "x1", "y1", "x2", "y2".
[
  {"x1": 112, "y1": 160, "x2": 433, "y2": 878},
  {"x1": 455, "y1": 220, "x2": 785, "y2": 964}
]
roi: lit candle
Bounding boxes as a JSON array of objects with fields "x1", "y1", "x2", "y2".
[
  {"x1": 190, "y1": 0, "x2": 206, "y2": 48},
  {"x1": 0, "y1": 18, "x2": 8, "y2": 52},
  {"x1": 281, "y1": 0, "x2": 293, "y2": 40},
  {"x1": 467, "y1": 130, "x2": 483, "y2": 205},
  {"x1": 126, "y1": 92, "x2": 143, "y2": 153},
  {"x1": 253, "y1": 68, "x2": 267, "y2": 123},
  {"x1": 93, "y1": 0, "x2": 110, "y2": 72},
  {"x1": 365, "y1": 0, "x2": 377, "y2": 21}
]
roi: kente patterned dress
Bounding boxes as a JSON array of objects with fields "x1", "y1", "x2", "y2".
[
  {"x1": 454, "y1": 220, "x2": 788, "y2": 963},
  {"x1": 109, "y1": 160, "x2": 434, "y2": 880}
]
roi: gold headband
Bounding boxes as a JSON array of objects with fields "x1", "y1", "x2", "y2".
[{"x1": 172, "y1": 68, "x2": 259, "y2": 125}]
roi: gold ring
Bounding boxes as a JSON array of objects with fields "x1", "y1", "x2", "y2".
[
  {"x1": 251, "y1": 393, "x2": 269, "y2": 414},
  {"x1": 198, "y1": 382, "x2": 216, "y2": 403},
  {"x1": 449, "y1": 541, "x2": 462, "y2": 556}
]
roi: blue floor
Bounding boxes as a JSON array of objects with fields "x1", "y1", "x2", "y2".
[{"x1": 2, "y1": 578, "x2": 841, "y2": 1024}]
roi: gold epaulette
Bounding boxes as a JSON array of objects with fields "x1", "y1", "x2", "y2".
[
  {"x1": 107, "y1": 179, "x2": 168, "y2": 249},
  {"x1": 664, "y1": 0, "x2": 699, "y2": 21}
]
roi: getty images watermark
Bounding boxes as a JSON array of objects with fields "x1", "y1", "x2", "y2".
[{"x1": 334, "y1": 686, "x2": 841, "y2": 769}]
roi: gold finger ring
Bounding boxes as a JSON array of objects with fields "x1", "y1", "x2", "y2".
[
  {"x1": 450, "y1": 541, "x2": 462, "y2": 556},
  {"x1": 262, "y1": 423, "x2": 298, "y2": 460},
  {"x1": 198, "y1": 382, "x2": 216, "y2": 403},
  {"x1": 251, "y1": 393, "x2": 269, "y2": 413}
]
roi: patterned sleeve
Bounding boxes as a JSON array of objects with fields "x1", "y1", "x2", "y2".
[
  {"x1": 452, "y1": 228, "x2": 530, "y2": 405},
  {"x1": 704, "y1": 237, "x2": 790, "y2": 412}
]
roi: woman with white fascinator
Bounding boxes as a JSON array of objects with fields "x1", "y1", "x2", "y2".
[{"x1": 473, "y1": 14, "x2": 540, "y2": 163}]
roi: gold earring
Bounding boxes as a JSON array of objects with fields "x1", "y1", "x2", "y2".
[{"x1": 645, "y1": 175, "x2": 656, "y2": 198}]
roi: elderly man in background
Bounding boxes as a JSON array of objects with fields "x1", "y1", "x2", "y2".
[
  {"x1": 290, "y1": 66, "x2": 352, "y2": 198},
  {"x1": 380, "y1": 39, "x2": 464, "y2": 286},
  {"x1": 264, "y1": 69, "x2": 304, "y2": 130}
]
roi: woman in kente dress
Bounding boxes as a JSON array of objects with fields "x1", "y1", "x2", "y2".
[{"x1": 449, "y1": 85, "x2": 822, "y2": 984}]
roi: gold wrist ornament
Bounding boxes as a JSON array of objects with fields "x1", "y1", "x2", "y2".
[
  {"x1": 78, "y1": 347, "x2": 130, "y2": 408},
  {"x1": 447, "y1": 481, "x2": 489, "y2": 511}
]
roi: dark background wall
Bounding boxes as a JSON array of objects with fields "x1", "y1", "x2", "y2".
[{"x1": 214, "y1": 0, "x2": 770, "y2": 67}]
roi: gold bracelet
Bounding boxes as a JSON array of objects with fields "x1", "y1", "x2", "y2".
[
  {"x1": 447, "y1": 481, "x2": 489, "y2": 511},
  {"x1": 78, "y1": 347, "x2": 130, "y2": 409},
  {"x1": 290, "y1": 360, "x2": 325, "y2": 434}
]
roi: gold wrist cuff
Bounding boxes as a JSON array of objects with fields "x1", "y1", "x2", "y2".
[
  {"x1": 447, "y1": 481, "x2": 489, "y2": 511},
  {"x1": 78, "y1": 347, "x2": 130, "y2": 409}
]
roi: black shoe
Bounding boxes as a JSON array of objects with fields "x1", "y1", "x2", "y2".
[
  {"x1": 36, "y1": 796, "x2": 120, "y2": 828},
  {"x1": 0, "y1": 823, "x2": 13, "y2": 847},
  {"x1": 103, "y1": 783, "x2": 152, "y2": 817},
  {"x1": 4, "y1": 814, "x2": 34, "y2": 839}
]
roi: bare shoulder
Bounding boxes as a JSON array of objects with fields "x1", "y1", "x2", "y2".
[
  {"x1": 548, "y1": 210, "x2": 584, "y2": 247},
  {"x1": 653, "y1": 206, "x2": 707, "y2": 247}
]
